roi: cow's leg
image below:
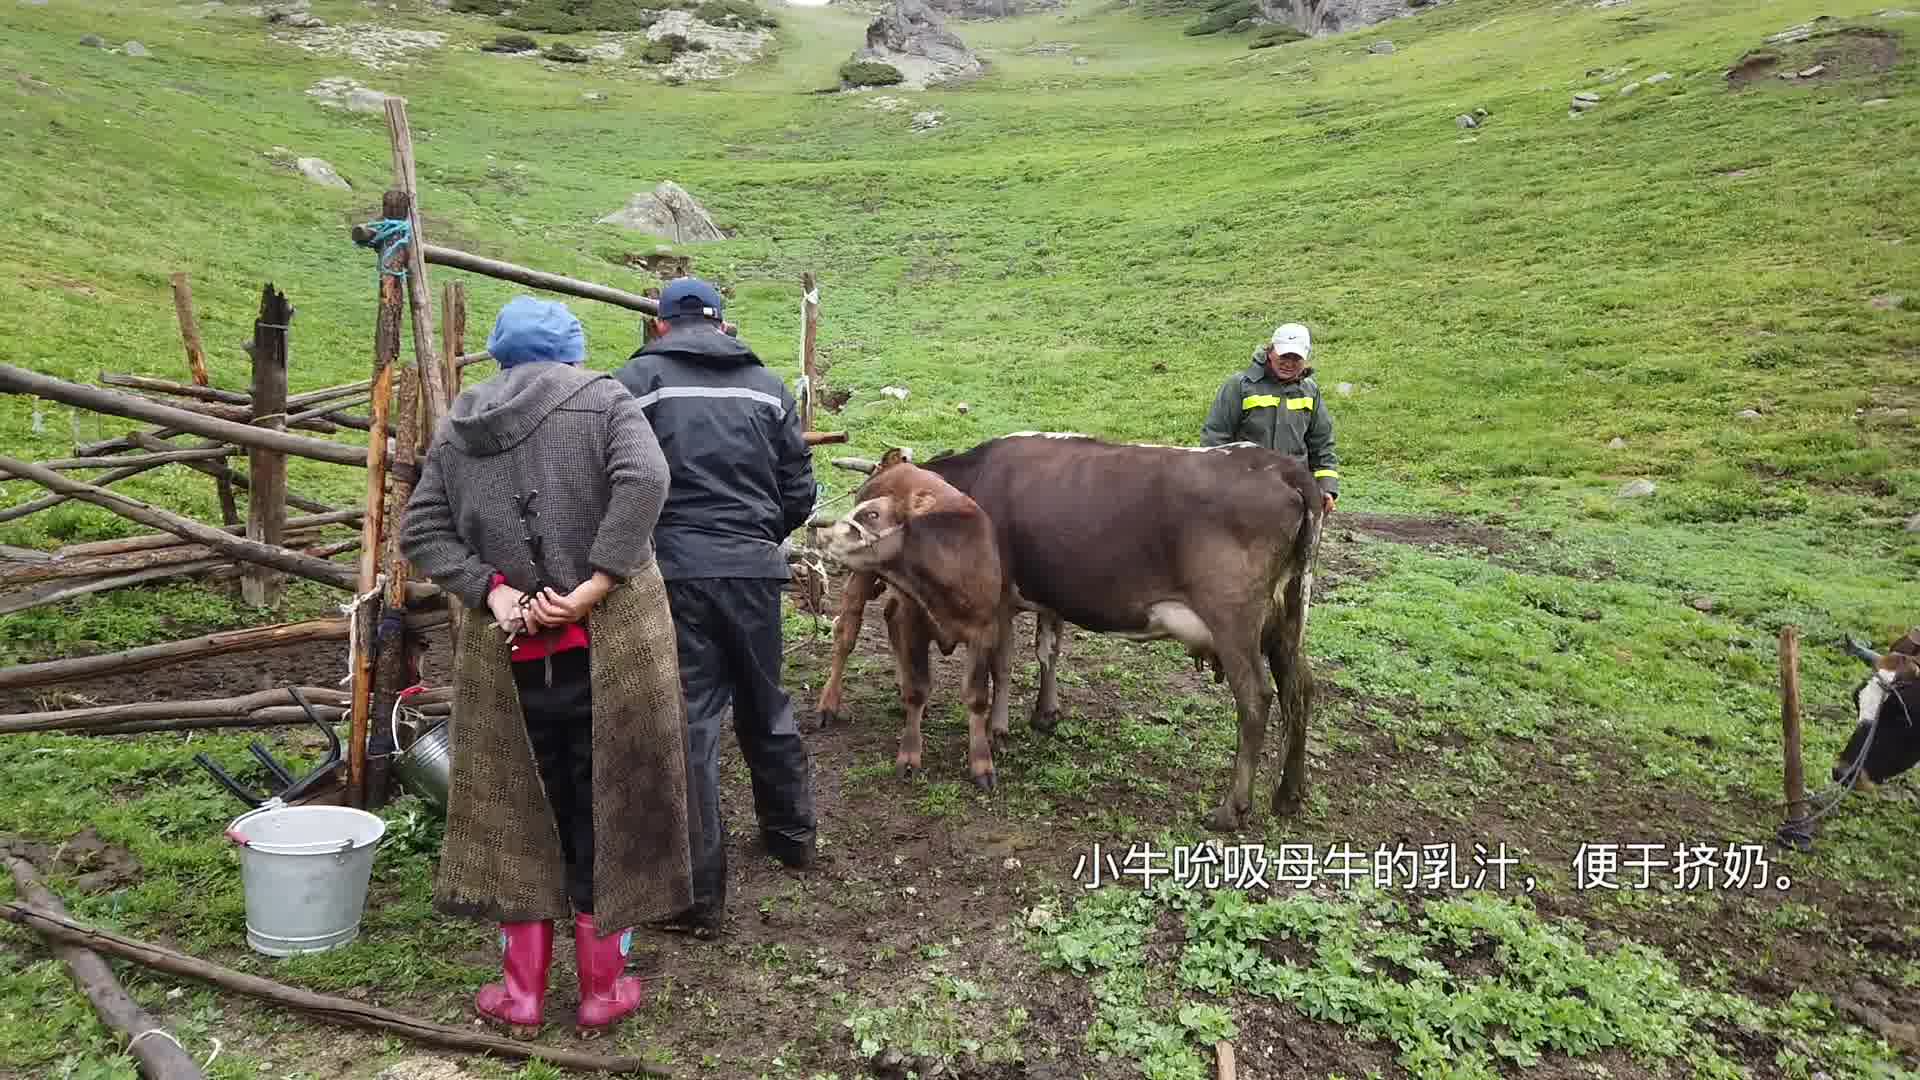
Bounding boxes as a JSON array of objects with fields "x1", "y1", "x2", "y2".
[
  {"x1": 1266, "y1": 578, "x2": 1316, "y2": 818},
  {"x1": 812, "y1": 570, "x2": 881, "y2": 732},
  {"x1": 1206, "y1": 624, "x2": 1272, "y2": 833},
  {"x1": 1030, "y1": 611, "x2": 1064, "y2": 735},
  {"x1": 885, "y1": 596, "x2": 934, "y2": 779},
  {"x1": 989, "y1": 609, "x2": 1016, "y2": 741},
  {"x1": 965, "y1": 643, "x2": 997, "y2": 789}
]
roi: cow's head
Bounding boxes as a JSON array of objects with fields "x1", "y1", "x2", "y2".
[
  {"x1": 1832, "y1": 632, "x2": 1920, "y2": 790},
  {"x1": 824, "y1": 454, "x2": 966, "y2": 572}
]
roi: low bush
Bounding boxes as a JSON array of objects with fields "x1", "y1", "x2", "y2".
[
  {"x1": 480, "y1": 33, "x2": 539, "y2": 52},
  {"x1": 543, "y1": 42, "x2": 591, "y2": 62},
  {"x1": 502, "y1": 0, "x2": 678, "y2": 33},
  {"x1": 1248, "y1": 23, "x2": 1307, "y2": 47},
  {"x1": 840, "y1": 59, "x2": 905, "y2": 86},
  {"x1": 451, "y1": 0, "x2": 508, "y2": 13},
  {"x1": 697, "y1": 0, "x2": 779, "y2": 29},
  {"x1": 1183, "y1": 0, "x2": 1255, "y2": 35}
]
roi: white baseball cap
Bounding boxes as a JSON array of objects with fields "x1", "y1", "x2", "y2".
[{"x1": 1270, "y1": 323, "x2": 1311, "y2": 360}]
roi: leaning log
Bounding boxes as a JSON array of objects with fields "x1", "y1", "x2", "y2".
[
  {"x1": 415, "y1": 243, "x2": 661, "y2": 316},
  {"x1": 0, "y1": 364, "x2": 366, "y2": 468},
  {"x1": 0, "y1": 542, "x2": 292, "y2": 587},
  {"x1": 0, "y1": 456, "x2": 357, "y2": 592},
  {"x1": 0, "y1": 558, "x2": 231, "y2": 618},
  {"x1": 40, "y1": 448, "x2": 240, "y2": 472},
  {"x1": 57, "y1": 706, "x2": 347, "y2": 737},
  {"x1": 0, "y1": 610, "x2": 447, "y2": 692},
  {"x1": 5, "y1": 861, "x2": 206, "y2": 1080},
  {"x1": 56, "y1": 509, "x2": 362, "y2": 558},
  {"x1": 0, "y1": 687, "x2": 351, "y2": 735},
  {"x1": 0, "y1": 904, "x2": 671, "y2": 1076},
  {"x1": 126, "y1": 433, "x2": 339, "y2": 517},
  {"x1": 98, "y1": 373, "x2": 248, "y2": 407}
]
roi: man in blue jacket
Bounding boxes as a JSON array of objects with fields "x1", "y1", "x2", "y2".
[{"x1": 612, "y1": 278, "x2": 818, "y2": 940}]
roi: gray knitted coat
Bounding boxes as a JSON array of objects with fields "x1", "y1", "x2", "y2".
[{"x1": 402, "y1": 362, "x2": 671, "y2": 611}]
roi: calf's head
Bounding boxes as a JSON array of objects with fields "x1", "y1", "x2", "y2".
[
  {"x1": 824, "y1": 450, "x2": 969, "y2": 573},
  {"x1": 1832, "y1": 631, "x2": 1920, "y2": 790}
]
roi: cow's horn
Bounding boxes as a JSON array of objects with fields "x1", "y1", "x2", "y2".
[
  {"x1": 1843, "y1": 636, "x2": 1882, "y2": 666},
  {"x1": 831, "y1": 457, "x2": 879, "y2": 474}
]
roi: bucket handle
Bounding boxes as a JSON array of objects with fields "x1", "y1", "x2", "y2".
[
  {"x1": 390, "y1": 683, "x2": 429, "y2": 755},
  {"x1": 224, "y1": 798, "x2": 364, "y2": 855},
  {"x1": 223, "y1": 797, "x2": 286, "y2": 847}
]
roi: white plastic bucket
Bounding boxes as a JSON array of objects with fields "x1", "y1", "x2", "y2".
[{"x1": 226, "y1": 800, "x2": 387, "y2": 957}]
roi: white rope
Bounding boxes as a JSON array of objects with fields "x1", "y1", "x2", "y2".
[
  {"x1": 130, "y1": 1027, "x2": 223, "y2": 1068},
  {"x1": 336, "y1": 575, "x2": 387, "y2": 687}
]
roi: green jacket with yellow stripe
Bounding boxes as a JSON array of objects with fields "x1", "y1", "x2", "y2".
[{"x1": 1198, "y1": 347, "x2": 1340, "y2": 498}]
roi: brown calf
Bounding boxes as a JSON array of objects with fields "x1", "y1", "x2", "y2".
[{"x1": 820, "y1": 451, "x2": 1014, "y2": 788}]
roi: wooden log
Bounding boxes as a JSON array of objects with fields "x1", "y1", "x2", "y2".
[
  {"x1": 0, "y1": 456, "x2": 357, "y2": 592},
  {"x1": 57, "y1": 509, "x2": 364, "y2": 558},
  {"x1": 0, "y1": 365, "x2": 366, "y2": 467},
  {"x1": 246, "y1": 284, "x2": 293, "y2": 608},
  {"x1": 0, "y1": 559, "x2": 230, "y2": 617},
  {"x1": 385, "y1": 99, "x2": 448, "y2": 425},
  {"x1": 0, "y1": 904, "x2": 670, "y2": 1077},
  {"x1": 414, "y1": 243, "x2": 661, "y2": 316},
  {"x1": 40, "y1": 448, "x2": 240, "y2": 471},
  {"x1": 351, "y1": 188, "x2": 411, "y2": 809},
  {"x1": 59, "y1": 706, "x2": 349, "y2": 737},
  {"x1": 832, "y1": 456, "x2": 879, "y2": 474},
  {"x1": 6, "y1": 860, "x2": 206, "y2": 1080},
  {"x1": 87, "y1": 392, "x2": 338, "y2": 435},
  {"x1": 0, "y1": 610, "x2": 448, "y2": 691},
  {"x1": 1215, "y1": 1040, "x2": 1236, "y2": 1080},
  {"x1": 1782, "y1": 625, "x2": 1806, "y2": 823},
  {"x1": 803, "y1": 431, "x2": 848, "y2": 446},
  {"x1": 0, "y1": 544, "x2": 253, "y2": 587},
  {"x1": 124, "y1": 433, "x2": 338, "y2": 517},
  {"x1": 286, "y1": 397, "x2": 370, "y2": 429},
  {"x1": 443, "y1": 281, "x2": 467, "y2": 399},
  {"x1": 172, "y1": 272, "x2": 241, "y2": 526},
  {"x1": 368, "y1": 361, "x2": 425, "y2": 808},
  {"x1": 0, "y1": 687, "x2": 353, "y2": 734},
  {"x1": 800, "y1": 271, "x2": 819, "y2": 435},
  {"x1": 288, "y1": 381, "x2": 374, "y2": 411},
  {"x1": 205, "y1": 538, "x2": 360, "y2": 583},
  {"x1": 0, "y1": 456, "x2": 174, "y2": 527},
  {"x1": 456, "y1": 349, "x2": 491, "y2": 370},
  {"x1": 98, "y1": 374, "x2": 249, "y2": 407}
]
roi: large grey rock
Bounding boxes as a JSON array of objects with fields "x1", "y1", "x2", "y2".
[
  {"x1": 852, "y1": 0, "x2": 982, "y2": 88},
  {"x1": 1455, "y1": 113, "x2": 1478, "y2": 128},
  {"x1": 1618, "y1": 479, "x2": 1657, "y2": 498},
  {"x1": 597, "y1": 181, "x2": 725, "y2": 243},
  {"x1": 79, "y1": 34, "x2": 106, "y2": 47},
  {"x1": 1367, "y1": 40, "x2": 1395, "y2": 53},
  {"x1": 1645, "y1": 71, "x2": 1672, "y2": 83},
  {"x1": 923, "y1": 0, "x2": 1060, "y2": 18},
  {"x1": 296, "y1": 157, "x2": 351, "y2": 190},
  {"x1": 123, "y1": 41, "x2": 150, "y2": 57},
  {"x1": 1905, "y1": 511, "x2": 1920, "y2": 532}
]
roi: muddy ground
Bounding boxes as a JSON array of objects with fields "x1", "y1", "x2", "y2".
[{"x1": 2, "y1": 513, "x2": 1917, "y2": 1078}]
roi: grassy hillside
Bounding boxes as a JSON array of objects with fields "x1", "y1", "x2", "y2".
[{"x1": 1, "y1": 0, "x2": 1918, "y2": 1076}]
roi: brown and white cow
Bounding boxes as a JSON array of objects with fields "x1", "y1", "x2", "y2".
[
  {"x1": 813, "y1": 433, "x2": 1325, "y2": 832},
  {"x1": 820, "y1": 451, "x2": 1014, "y2": 788},
  {"x1": 1833, "y1": 628, "x2": 1920, "y2": 791}
]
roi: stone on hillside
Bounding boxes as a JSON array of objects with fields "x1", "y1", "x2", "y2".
[
  {"x1": 1765, "y1": 21, "x2": 1824, "y2": 45},
  {"x1": 1474, "y1": 106, "x2": 1489, "y2": 117},
  {"x1": 910, "y1": 109, "x2": 944, "y2": 131},
  {"x1": 957, "y1": 402, "x2": 970, "y2": 414},
  {"x1": 1645, "y1": 71, "x2": 1672, "y2": 83},
  {"x1": 274, "y1": 24, "x2": 447, "y2": 70},
  {"x1": 1737, "y1": 409, "x2": 1763, "y2": 420},
  {"x1": 585, "y1": 42, "x2": 626, "y2": 62},
  {"x1": 20, "y1": 0, "x2": 49, "y2": 7},
  {"x1": 432, "y1": 0, "x2": 450, "y2": 7},
  {"x1": 1073, "y1": 55, "x2": 1089, "y2": 65},
  {"x1": 79, "y1": 34, "x2": 106, "y2": 47},
  {"x1": 582, "y1": 91, "x2": 607, "y2": 101},
  {"x1": 1336, "y1": 382, "x2": 1354, "y2": 396},
  {"x1": 641, "y1": 11, "x2": 774, "y2": 82},
  {"x1": 308, "y1": 76, "x2": 398, "y2": 113},
  {"x1": 123, "y1": 41, "x2": 150, "y2": 57},
  {"x1": 1607, "y1": 437, "x2": 1627, "y2": 449},
  {"x1": 1905, "y1": 511, "x2": 1920, "y2": 532},
  {"x1": 881, "y1": 385, "x2": 910, "y2": 400},
  {"x1": 1573, "y1": 91, "x2": 1600, "y2": 103},
  {"x1": 1798, "y1": 64, "x2": 1826, "y2": 77},
  {"x1": 1618, "y1": 479, "x2": 1656, "y2": 498},
  {"x1": 296, "y1": 157, "x2": 351, "y2": 189},
  {"x1": 1455, "y1": 113, "x2": 1478, "y2": 128},
  {"x1": 1619, "y1": 80, "x2": 1640, "y2": 96},
  {"x1": 1870, "y1": 294, "x2": 1906, "y2": 310},
  {"x1": 1257, "y1": 0, "x2": 1426, "y2": 36},
  {"x1": 924, "y1": 0, "x2": 1061, "y2": 18},
  {"x1": 1367, "y1": 40, "x2": 1395, "y2": 54},
  {"x1": 597, "y1": 181, "x2": 725, "y2": 243},
  {"x1": 1864, "y1": 97, "x2": 1893, "y2": 106},
  {"x1": 852, "y1": 0, "x2": 982, "y2": 89},
  {"x1": 1571, "y1": 97, "x2": 1599, "y2": 111},
  {"x1": 1690, "y1": 596, "x2": 1715, "y2": 613}
]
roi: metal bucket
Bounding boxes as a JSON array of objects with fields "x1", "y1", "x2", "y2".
[
  {"x1": 226, "y1": 801, "x2": 386, "y2": 957},
  {"x1": 391, "y1": 716, "x2": 453, "y2": 813}
]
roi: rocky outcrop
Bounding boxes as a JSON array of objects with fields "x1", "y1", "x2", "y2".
[
  {"x1": 1257, "y1": 0, "x2": 1438, "y2": 36},
  {"x1": 922, "y1": 0, "x2": 1061, "y2": 19},
  {"x1": 597, "y1": 181, "x2": 725, "y2": 243},
  {"x1": 852, "y1": 0, "x2": 982, "y2": 89}
]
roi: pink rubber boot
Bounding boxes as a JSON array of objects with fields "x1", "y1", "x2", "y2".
[
  {"x1": 573, "y1": 912, "x2": 645, "y2": 1033},
  {"x1": 475, "y1": 920, "x2": 552, "y2": 1039}
]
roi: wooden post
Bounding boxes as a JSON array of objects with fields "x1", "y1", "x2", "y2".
[
  {"x1": 350, "y1": 188, "x2": 411, "y2": 810},
  {"x1": 245, "y1": 285, "x2": 292, "y2": 608},
  {"x1": 170, "y1": 273, "x2": 238, "y2": 527},
  {"x1": 367, "y1": 364, "x2": 423, "y2": 808},
  {"x1": 800, "y1": 272, "x2": 820, "y2": 435},
  {"x1": 1215, "y1": 1041, "x2": 1236, "y2": 1080},
  {"x1": 441, "y1": 280, "x2": 467, "y2": 400},
  {"x1": 384, "y1": 99, "x2": 448, "y2": 425},
  {"x1": 1781, "y1": 625, "x2": 1807, "y2": 825}
]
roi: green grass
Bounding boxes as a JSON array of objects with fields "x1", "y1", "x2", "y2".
[{"x1": 2, "y1": 0, "x2": 1919, "y2": 1074}]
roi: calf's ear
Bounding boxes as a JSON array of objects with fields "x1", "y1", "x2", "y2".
[{"x1": 879, "y1": 448, "x2": 910, "y2": 470}]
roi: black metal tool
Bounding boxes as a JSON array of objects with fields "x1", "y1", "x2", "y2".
[{"x1": 193, "y1": 687, "x2": 345, "y2": 809}]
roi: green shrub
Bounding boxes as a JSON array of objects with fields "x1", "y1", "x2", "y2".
[
  {"x1": 1183, "y1": 0, "x2": 1255, "y2": 34},
  {"x1": 451, "y1": 0, "x2": 508, "y2": 13},
  {"x1": 696, "y1": 0, "x2": 779, "y2": 29},
  {"x1": 543, "y1": 42, "x2": 591, "y2": 62},
  {"x1": 640, "y1": 33, "x2": 708, "y2": 63},
  {"x1": 840, "y1": 59, "x2": 906, "y2": 86},
  {"x1": 480, "y1": 33, "x2": 539, "y2": 52},
  {"x1": 1248, "y1": 23, "x2": 1307, "y2": 47}
]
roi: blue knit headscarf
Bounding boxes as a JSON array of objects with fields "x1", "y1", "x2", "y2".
[{"x1": 488, "y1": 296, "x2": 586, "y2": 369}]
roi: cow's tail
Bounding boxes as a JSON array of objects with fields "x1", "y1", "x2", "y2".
[{"x1": 1264, "y1": 486, "x2": 1318, "y2": 728}]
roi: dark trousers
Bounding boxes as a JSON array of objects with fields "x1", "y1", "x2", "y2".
[
  {"x1": 513, "y1": 647, "x2": 595, "y2": 914},
  {"x1": 666, "y1": 578, "x2": 816, "y2": 916}
]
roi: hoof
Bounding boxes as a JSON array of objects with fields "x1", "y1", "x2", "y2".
[
  {"x1": 896, "y1": 760, "x2": 919, "y2": 780},
  {"x1": 972, "y1": 770, "x2": 997, "y2": 791},
  {"x1": 1204, "y1": 805, "x2": 1245, "y2": 833},
  {"x1": 1273, "y1": 792, "x2": 1305, "y2": 818},
  {"x1": 1029, "y1": 708, "x2": 1059, "y2": 735},
  {"x1": 812, "y1": 709, "x2": 839, "y2": 732}
]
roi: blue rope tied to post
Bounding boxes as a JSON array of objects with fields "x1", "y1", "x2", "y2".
[{"x1": 353, "y1": 217, "x2": 413, "y2": 283}]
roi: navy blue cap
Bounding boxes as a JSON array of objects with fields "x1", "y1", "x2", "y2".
[{"x1": 657, "y1": 277, "x2": 725, "y2": 322}]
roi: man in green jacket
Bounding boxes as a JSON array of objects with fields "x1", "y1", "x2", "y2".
[{"x1": 1200, "y1": 322, "x2": 1340, "y2": 515}]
